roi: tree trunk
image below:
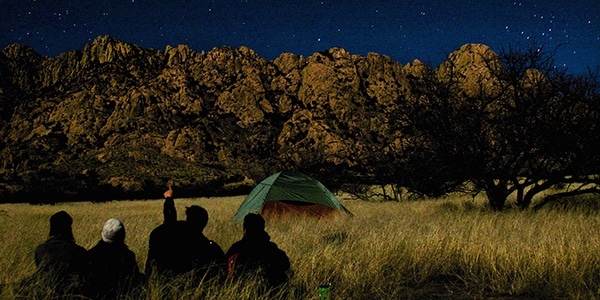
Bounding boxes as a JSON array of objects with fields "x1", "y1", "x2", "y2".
[
  {"x1": 486, "y1": 190, "x2": 507, "y2": 211},
  {"x1": 484, "y1": 179, "x2": 509, "y2": 211},
  {"x1": 519, "y1": 191, "x2": 536, "y2": 210}
]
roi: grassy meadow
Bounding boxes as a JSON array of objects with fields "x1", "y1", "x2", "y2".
[{"x1": 1, "y1": 193, "x2": 600, "y2": 299}]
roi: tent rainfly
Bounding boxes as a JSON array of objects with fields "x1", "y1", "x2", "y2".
[{"x1": 233, "y1": 172, "x2": 352, "y2": 222}]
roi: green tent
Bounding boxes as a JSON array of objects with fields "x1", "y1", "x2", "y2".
[{"x1": 233, "y1": 172, "x2": 351, "y2": 222}]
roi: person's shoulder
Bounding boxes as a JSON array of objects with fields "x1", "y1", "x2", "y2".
[
  {"x1": 121, "y1": 246, "x2": 137, "y2": 261},
  {"x1": 34, "y1": 241, "x2": 49, "y2": 259},
  {"x1": 229, "y1": 239, "x2": 244, "y2": 248},
  {"x1": 225, "y1": 240, "x2": 244, "y2": 256},
  {"x1": 266, "y1": 241, "x2": 288, "y2": 256},
  {"x1": 35, "y1": 240, "x2": 48, "y2": 251},
  {"x1": 150, "y1": 223, "x2": 166, "y2": 232},
  {"x1": 119, "y1": 242, "x2": 135, "y2": 254},
  {"x1": 73, "y1": 241, "x2": 87, "y2": 251},
  {"x1": 268, "y1": 240, "x2": 282, "y2": 248},
  {"x1": 175, "y1": 220, "x2": 193, "y2": 230},
  {"x1": 149, "y1": 223, "x2": 172, "y2": 237},
  {"x1": 34, "y1": 238, "x2": 60, "y2": 254},
  {"x1": 44, "y1": 237, "x2": 85, "y2": 250},
  {"x1": 87, "y1": 240, "x2": 103, "y2": 252},
  {"x1": 208, "y1": 240, "x2": 225, "y2": 253}
]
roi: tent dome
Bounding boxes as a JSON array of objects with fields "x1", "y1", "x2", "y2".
[{"x1": 233, "y1": 172, "x2": 351, "y2": 222}]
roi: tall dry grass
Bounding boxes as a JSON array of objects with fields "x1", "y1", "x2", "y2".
[{"x1": 1, "y1": 194, "x2": 600, "y2": 299}]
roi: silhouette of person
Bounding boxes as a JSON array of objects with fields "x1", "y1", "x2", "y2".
[
  {"x1": 146, "y1": 188, "x2": 188, "y2": 278},
  {"x1": 225, "y1": 213, "x2": 291, "y2": 287},
  {"x1": 85, "y1": 218, "x2": 144, "y2": 299},
  {"x1": 145, "y1": 188, "x2": 196, "y2": 279},
  {"x1": 146, "y1": 188, "x2": 226, "y2": 282},
  {"x1": 32, "y1": 210, "x2": 88, "y2": 295},
  {"x1": 185, "y1": 205, "x2": 226, "y2": 281}
]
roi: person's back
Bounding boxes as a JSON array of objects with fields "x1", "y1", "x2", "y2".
[
  {"x1": 35, "y1": 238, "x2": 87, "y2": 276},
  {"x1": 146, "y1": 220, "x2": 195, "y2": 278},
  {"x1": 225, "y1": 214, "x2": 290, "y2": 287},
  {"x1": 185, "y1": 206, "x2": 226, "y2": 279},
  {"x1": 189, "y1": 231, "x2": 225, "y2": 273},
  {"x1": 145, "y1": 189, "x2": 196, "y2": 279},
  {"x1": 85, "y1": 218, "x2": 144, "y2": 299},
  {"x1": 32, "y1": 211, "x2": 87, "y2": 295}
]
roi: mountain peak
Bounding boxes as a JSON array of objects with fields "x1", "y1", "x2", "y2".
[
  {"x1": 1, "y1": 43, "x2": 43, "y2": 61},
  {"x1": 82, "y1": 35, "x2": 148, "y2": 64}
]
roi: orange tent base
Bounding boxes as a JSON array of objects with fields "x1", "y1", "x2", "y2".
[{"x1": 260, "y1": 200, "x2": 341, "y2": 220}]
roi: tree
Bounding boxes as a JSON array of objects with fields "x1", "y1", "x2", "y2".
[
  {"x1": 481, "y1": 43, "x2": 600, "y2": 210},
  {"x1": 398, "y1": 43, "x2": 600, "y2": 210},
  {"x1": 393, "y1": 60, "x2": 475, "y2": 198}
]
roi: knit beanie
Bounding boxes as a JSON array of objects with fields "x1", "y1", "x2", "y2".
[{"x1": 101, "y1": 218, "x2": 125, "y2": 243}]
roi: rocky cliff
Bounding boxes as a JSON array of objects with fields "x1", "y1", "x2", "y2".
[{"x1": 0, "y1": 35, "x2": 500, "y2": 202}]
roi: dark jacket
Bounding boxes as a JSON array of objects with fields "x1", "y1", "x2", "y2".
[
  {"x1": 146, "y1": 196, "x2": 225, "y2": 281},
  {"x1": 85, "y1": 240, "x2": 144, "y2": 299},
  {"x1": 146, "y1": 221, "x2": 226, "y2": 279},
  {"x1": 189, "y1": 229, "x2": 226, "y2": 279},
  {"x1": 225, "y1": 230, "x2": 290, "y2": 287},
  {"x1": 33, "y1": 236, "x2": 88, "y2": 294},
  {"x1": 145, "y1": 220, "x2": 194, "y2": 278}
]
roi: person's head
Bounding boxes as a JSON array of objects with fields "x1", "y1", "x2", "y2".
[
  {"x1": 243, "y1": 213, "x2": 266, "y2": 234},
  {"x1": 49, "y1": 211, "x2": 74, "y2": 240},
  {"x1": 101, "y1": 218, "x2": 126, "y2": 243},
  {"x1": 186, "y1": 206, "x2": 208, "y2": 230}
]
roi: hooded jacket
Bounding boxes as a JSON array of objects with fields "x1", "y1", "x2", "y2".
[{"x1": 225, "y1": 230, "x2": 290, "y2": 286}]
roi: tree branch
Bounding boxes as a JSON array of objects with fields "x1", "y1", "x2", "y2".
[{"x1": 533, "y1": 187, "x2": 600, "y2": 210}]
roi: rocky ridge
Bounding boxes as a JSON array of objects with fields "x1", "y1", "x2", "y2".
[{"x1": 0, "y1": 35, "x2": 501, "y2": 202}]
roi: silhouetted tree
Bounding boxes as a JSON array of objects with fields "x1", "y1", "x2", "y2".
[
  {"x1": 397, "y1": 42, "x2": 600, "y2": 210},
  {"x1": 392, "y1": 61, "x2": 474, "y2": 198}
]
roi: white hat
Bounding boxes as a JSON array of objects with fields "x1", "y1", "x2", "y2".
[{"x1": 101, "y1": 218, "x2": 125, "y2": 243}]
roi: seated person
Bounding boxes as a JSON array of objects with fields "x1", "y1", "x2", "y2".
[
  {"x1": 225, "y1": 213, "x2": 291, "y2": 287},
  {"x1": 85, "y1": 218, "x2": 144, "y2": 299},
  {"x1": 32, "y1": 211, "x2": 88, "y2": 295},
  {"x1": 185, "y1": 205, "x2": 226, "y2": 280}
]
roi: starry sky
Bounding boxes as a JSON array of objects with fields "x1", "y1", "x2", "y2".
[{"x1": 1, "y1": 0, "x2": 599, "y2": 74}]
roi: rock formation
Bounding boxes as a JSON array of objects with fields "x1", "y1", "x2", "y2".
[{"x1": 0, "y1": 35, "x2": 501, "y2": 202}]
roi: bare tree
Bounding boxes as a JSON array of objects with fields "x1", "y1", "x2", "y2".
[{"x1": 397, "y1": 42, "x2": 600, "y2": 210}]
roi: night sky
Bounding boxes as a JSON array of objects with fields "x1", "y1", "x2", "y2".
[{"x1": 1, "y1": 0, "x2": 599, "y2": 74}]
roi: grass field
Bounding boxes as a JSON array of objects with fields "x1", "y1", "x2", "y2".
[{"x1": 1, "y1": 193, "x2": 600, "y2": 299}]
